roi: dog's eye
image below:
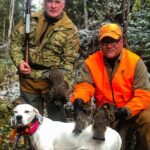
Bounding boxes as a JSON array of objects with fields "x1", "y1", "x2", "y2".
[
  {"x1": 25, "y1": 110, "x2": 30, "y2": 113},
  {"x1": 14, "y1": 111, "x2": 18, "y2": 113}
]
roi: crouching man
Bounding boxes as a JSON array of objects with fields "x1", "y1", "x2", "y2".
[{"x1": 71, "y1": 23, "x2": 150, "y2": 150}]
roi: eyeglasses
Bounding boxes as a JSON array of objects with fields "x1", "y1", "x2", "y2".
[{"x1": 101, "y1": 38, "x2": 121, "y2": 46}]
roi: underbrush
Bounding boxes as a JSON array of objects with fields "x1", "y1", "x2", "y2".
[
  {"x1": 0, "y1": 100, "x2": 14, "y2": 149},
  {"x1": 0, "y1": 59, "x2": 17, "y2": 84}
]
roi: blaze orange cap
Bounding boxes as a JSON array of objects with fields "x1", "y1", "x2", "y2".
[{"x1": 99, "y1": 23, "x2": 122, "y2": 41}]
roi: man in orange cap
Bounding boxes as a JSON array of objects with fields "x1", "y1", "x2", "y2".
[{"x1": 71, "y1": 23, "x2": 150, "y2": 149}]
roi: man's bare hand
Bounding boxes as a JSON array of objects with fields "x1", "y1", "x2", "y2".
[{"x1": 18, "y1": 61, "x2": 31, "y2": 75}]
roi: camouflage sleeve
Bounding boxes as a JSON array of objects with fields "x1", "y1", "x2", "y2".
[
  {"x1": 61, "y1": 27, "x2": 80, "y2": 82},
  {"x1": 76, "y1": 63, "x2": 94, "y2": 85},
  {"x1": 10, "y1": 20, "x2": 25, "y2": 67}
]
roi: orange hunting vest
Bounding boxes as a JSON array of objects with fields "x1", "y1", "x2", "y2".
[
  {"x1": 71, "y1": 48, "x2": 150, "y2": 116},
  {"x1": 84, "y1": 49, "x2": 140, "y2": 108}
]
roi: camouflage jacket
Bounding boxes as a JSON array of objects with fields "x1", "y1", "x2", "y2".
[{"x1": 10, "y1": 11, "x2": 79, "y2": 83}]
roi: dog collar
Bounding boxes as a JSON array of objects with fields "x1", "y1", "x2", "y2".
[
  {"x1": 27, "y1": 119, "x2": 40, "y2": 136},
  {"x1": 17, "y1": 117, "x2": 42, "y2": 136}
]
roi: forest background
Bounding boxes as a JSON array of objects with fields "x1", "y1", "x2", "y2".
[
  {"x1": 0, "y1": 0, "x2": 150, "y2": 149},
  {"x1": 0, "y1": 0, "x2": 150, "y2": 69}
]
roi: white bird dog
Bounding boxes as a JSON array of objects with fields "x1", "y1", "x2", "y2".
[{"x1": 12, "y1": 104, "x2": 122, "y2": 150}]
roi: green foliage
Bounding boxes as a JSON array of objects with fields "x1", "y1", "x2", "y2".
[
  {"x1": 0, "y1": 0, "x2": 9, "y2": 41},
  {"x1": 66, "y1": 1, "x2": 84, "y2": 28},
  {"x1": 66, "y1": 0, "x2": 124, "y2": 29},
  {"x1": 132, "y1": 0, "x2": 141, "y2": 11},
  {"x1": 13, "y1": 0, "x2": 24, "y2": 24},
  {"x1": 0, "y1": 58, "x2": 16, "y2": 83},
  {"x1": 0, "y1": 61, "x2": 7, "y2": 83},
  {"x1": 127, "y1": 8, "x2": 150, "y2": 71},
  {"x1": 0, "y1": 0, "x2": 24, "y2": 42},
  {"x1": 132, "y1": 0, "x2": 150, "y2": 11},
  {"x1": 65, "y1": 0, "x2": 150, "y2": 72},
  {"x1": 148, "y1": 0, "x2": 150, "y2": 7},
  {"x1": 0, "y1": 101, "x2": 14, "y2": 149}
]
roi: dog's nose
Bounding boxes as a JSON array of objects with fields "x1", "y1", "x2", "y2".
[{"x1": 16, "y1": 115, "x2": 22, "y2": 121}]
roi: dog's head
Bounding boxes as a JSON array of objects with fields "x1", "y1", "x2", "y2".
[{"x1": 11, "y1": 104, "x2": 41, "y2": 127}]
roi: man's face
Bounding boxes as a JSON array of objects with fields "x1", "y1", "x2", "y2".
[
  {"x1": 100, "y1": 37, "x2": 123, "y2": 59},
  {"x1": 44, "y1": 0, "x2": 65, "y2": 19}
]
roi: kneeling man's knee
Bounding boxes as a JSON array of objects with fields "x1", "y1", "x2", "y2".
[{"x1": 136, "y1": 106, "x2": 150, "y2": 125}]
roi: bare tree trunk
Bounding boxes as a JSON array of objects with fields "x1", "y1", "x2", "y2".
[
  {"x1": 3, "y1": 19, "x2": 5, "y2": 44},
  {"x1": 84, "y1": 0, "x2": 88, "y2": 29},
  {"x1": 122, "y1": 0, "x2": 130, "y2": 36},
  {"x1": 121, "y1": 0, "x2": 131, "y2": 48},
  {"x1": 8, "y1": 0, "x2": 15, "y2": 46}
]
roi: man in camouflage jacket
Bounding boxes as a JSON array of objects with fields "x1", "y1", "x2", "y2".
[{"x1": 10, "y1": 0, "x2": 79, "y2": 122}]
